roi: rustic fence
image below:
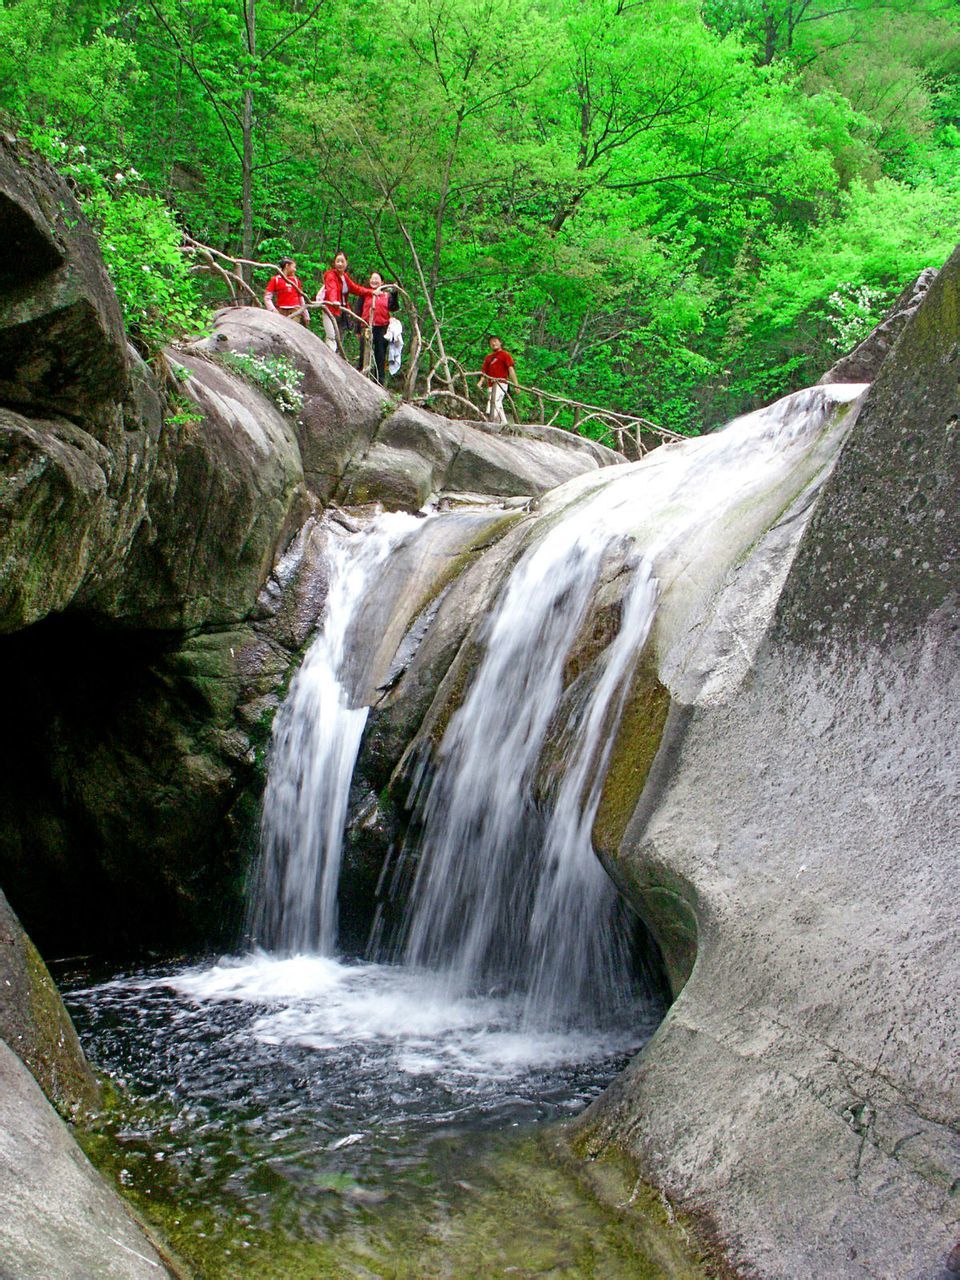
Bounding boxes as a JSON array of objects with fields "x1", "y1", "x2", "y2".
[{"x1": 181, "y1": 239, "x2": 685, "y2": 455}]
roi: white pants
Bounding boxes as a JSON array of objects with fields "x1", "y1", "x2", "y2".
[
  {"x1": 486, "y1": 380, "x2": 508, "y2": 423},
  {"x1": 321, "y1": 309, "x2": 339, "y2": 352}
]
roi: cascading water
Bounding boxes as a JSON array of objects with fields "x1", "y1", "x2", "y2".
[
  {"x1": 394, "y1": 382, "x2": 864, "y2": 1025},
  {"x1": 398, "y1": 526, "x2": 657, "y2": 1026},
  {"x1": 64, "y1": 383, "x2": 867, "y2": 1268},
  {"x1": 249, "y1": 512, "x2": 423, "y2": 954}
]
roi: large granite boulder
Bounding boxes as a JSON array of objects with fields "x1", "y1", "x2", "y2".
[
  {"x1": 0, "y1": 134, "x2": 127, "y2": 421},
  {"x1": 0, "y1": 1039, "x2": 181, "y2": 1279},
  {"x1": 192, "y1": 307, "x2": 391, "y2": 500},
  {"x1": 90, "y1": 350, "x2": 310, "y2": 630},
  {"x1": 190, "y1": 307, "x2": 622, "y2": 511},
  {"x1": 579, "y1": 249, "x2": 960, "y2": 1275}
]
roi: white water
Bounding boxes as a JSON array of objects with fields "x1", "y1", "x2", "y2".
[
  {"x1": 399, "y1": 523, "x2": 657, "y2": 1025},
  {"x1": 246, "y1": 382, "x2": 863, "y2": 1040},
  {"x1": 397, "y1": 384, "x2": 864, "y2": 1023},
  {"x1": 250, "y1": 512, "x2": 423, "y2": 954},
  {"x1": 159, "y1": 952, "x2": 649, "y2": 1082}
]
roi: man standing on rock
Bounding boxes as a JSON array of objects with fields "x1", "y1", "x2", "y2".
[
  {"x1": 478, "y1": 335, "x2": 518, "y2": 424},
  {"x1": 263, "y1": 258, "x2": 310, "y2": 327}
]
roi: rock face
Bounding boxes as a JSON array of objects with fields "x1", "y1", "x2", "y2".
[
  {"x1": 0, "y1": 137, "x2": 621, "y2": 955},
  {"x1": 578, "y1": 250, "x2": 960, "y2": 1276},
  {"x1": 188, "y1": 307, "x2": 619, "y2": 510},
  {"x1": 0, "y1": 134, "x2": 163, "y2": 633},
  {"x1": 0, "y1": 889, "x2": 99, "y2": 1118},
  {"x1": 0, "y1": 1039, "x2": 180, "y2": 1279}
]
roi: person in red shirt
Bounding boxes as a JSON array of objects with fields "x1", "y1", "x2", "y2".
[
  {"x1": 317, "y1": 251, "x2": 365, "y2": 352},
  {"x1": 263, "y1": 258, "x2": 309, "y2": 326},
  {"x1": 353, "y1": 271, "x2": 399, "y2": 384},
  {"x1": 478, "y1": 335, "x2": 518, "y2": 423}
]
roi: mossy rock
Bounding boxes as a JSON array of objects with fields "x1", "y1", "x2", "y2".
[{"x1": 0, "y1": 889, "x2": 99, "y2": 1117}]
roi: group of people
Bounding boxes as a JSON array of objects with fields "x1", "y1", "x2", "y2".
[
  {"x1": 263, "y1": 252, "x2": 400, "y2": 385},
  {"x1": 264, "y1": 253, "x2": 519, "y2": 420}
]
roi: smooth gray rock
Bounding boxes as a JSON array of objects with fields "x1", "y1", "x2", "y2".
[
  {"x1": 580, "y1": 249, "x2": 960, "y2": 1276},
  {"x1": 445, "y1": 420, "x2": 613, "y2": 496},
  {"x1": 192, "y1": 309, "x2": 622, "y2": 511},
  {"x1": 188, "y1": 307, "x2": 391, "y2": 501},
  {"x1": 0, "y1": 1039, "x2": 179, "y2": 1280},
  {"x1": 93, "y1": 350, "x2": 310, "y2": 630}
]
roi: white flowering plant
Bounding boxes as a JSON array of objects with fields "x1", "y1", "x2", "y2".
[
  {"x1": 825, "y1": 282, "x2": 893, "y2": 354},
  {"x1": 217, "y1": 351, "x2": 305, "y2": 415}
]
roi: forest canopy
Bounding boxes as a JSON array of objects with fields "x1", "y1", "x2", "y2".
[{"x1": 2, "y1": 0, "x2": 959, "y2": 432}]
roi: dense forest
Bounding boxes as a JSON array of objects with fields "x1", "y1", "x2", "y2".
[{"x1": 2, "y1": 0, "x2": 959, "y2": 431}]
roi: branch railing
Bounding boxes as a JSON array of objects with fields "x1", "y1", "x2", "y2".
[{"x1": 180, "y1": 238, "x2": 682, "y2": 454}]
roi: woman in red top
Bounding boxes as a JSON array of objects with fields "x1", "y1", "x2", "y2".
[
  {"x1": 318, "y1": 252, "x2": 364, "y2": 352},
  {"x1": 353, "y1": 271, "x2": 399, "y2": 384},
  {"x1": 263, "y1": 258, "x2": 309, "y2": 327}
]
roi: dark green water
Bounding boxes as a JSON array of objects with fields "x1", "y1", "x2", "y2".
[{"x1": 63, "y1": 953, "x2": 714, "y2": 1279}]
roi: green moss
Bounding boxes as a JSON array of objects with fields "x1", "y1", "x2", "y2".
[
  {"x1": 636, "y1": 883, "x2": 699, "y2": 998},
  {"x1": 75, "y1": 1085, "x2": 717, "y2": 1280},
  {"x1": 592, "y1": 663, "x2": 670, "y2": 859},
  {"x1": 22, "y1": 933, "x2": 99, "y2": 1117},
  {"x1": 589, "y1": 665, "x2": 701, "y2": 998},
  {"x1": 558, "y1": 1127, "x2": 736, "y2": 1280}
]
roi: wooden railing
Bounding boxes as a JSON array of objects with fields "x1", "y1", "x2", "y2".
[{"x1": 181, "y1": 238, "x2": 683, "y2": 455}]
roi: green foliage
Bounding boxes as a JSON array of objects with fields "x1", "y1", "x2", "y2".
[
  {"x1": 86, "y1": 187, "x2": 205, "y2": 353},
  {"x1": 165, "y1": 391, "x2": 204, "y2": 427},
  {"x1": 216, "y1": 351, "x2": 305, "y2": 414},
  {"x1": 1, "y1": 0, "x2": 958, "y2": 427}
]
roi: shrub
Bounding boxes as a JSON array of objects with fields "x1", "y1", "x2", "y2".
[
  {"x1": 216, "y1": 351, "x2": 305, "y2": 414},
  {"x1": 85, "y1": 188, "x2": 205, "y2": 354}
]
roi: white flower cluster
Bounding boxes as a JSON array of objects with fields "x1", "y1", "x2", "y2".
[
  {"x1": 218, "y1": 350, "x2": 305, "y2": 414},
  {"x1": 826, "y1": 282, "x2": 891, "y2": 353}
]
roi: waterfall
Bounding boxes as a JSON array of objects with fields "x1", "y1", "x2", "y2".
[
  {"x1": 399, "y1": 521, "x2": 657, "y2": 1025},
  {"x1": 251, "y1": 383, "x2": 863, "y2": 1029},
  {"x1": 250, "y1": 512, "x2": 423, "y2": 954},
  {"x1": 395, "y1": 383, "x2": 863, "y2": 1023}
]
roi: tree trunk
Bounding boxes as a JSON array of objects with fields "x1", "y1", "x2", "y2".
[{"x1": 240, "y1": 0, "x2": 257, "y2": 284}]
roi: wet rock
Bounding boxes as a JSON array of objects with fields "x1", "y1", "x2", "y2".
[
  {"x1": 0, "y1": 1038, "x2": 179, "y2": 1279},
  {"x1": 581, "y1": 249, "x2": 960, "y2": 1278},
  {"x1": 0, "y1": 890, "x2": 98, "y2": 1117}
]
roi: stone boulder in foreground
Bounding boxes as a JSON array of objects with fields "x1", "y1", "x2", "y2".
[
  {"x1": 580, "y1": 248, "x2": 959, "y2": 1277},
  {"x1": 0, "y1": 1039, "x2": 180, "y2": 1279}
]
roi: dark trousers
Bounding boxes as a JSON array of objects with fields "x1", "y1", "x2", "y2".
[{"x1": 359, "y1": 325, "x2": 389, "y2": 384}]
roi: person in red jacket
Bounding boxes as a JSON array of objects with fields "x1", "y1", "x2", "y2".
[
  {"x1": 354, "y1": 271, "x2": 399, "y2": 384},
  {"x1": 318, "y1": 251, "x2": 364, "y2": 352},
  {"x1": 263, "y1": 258, "x2": 309, "y2": 326},
  {"x1": 478, "y1": 335, "x2": 518, "y2": 423}
]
